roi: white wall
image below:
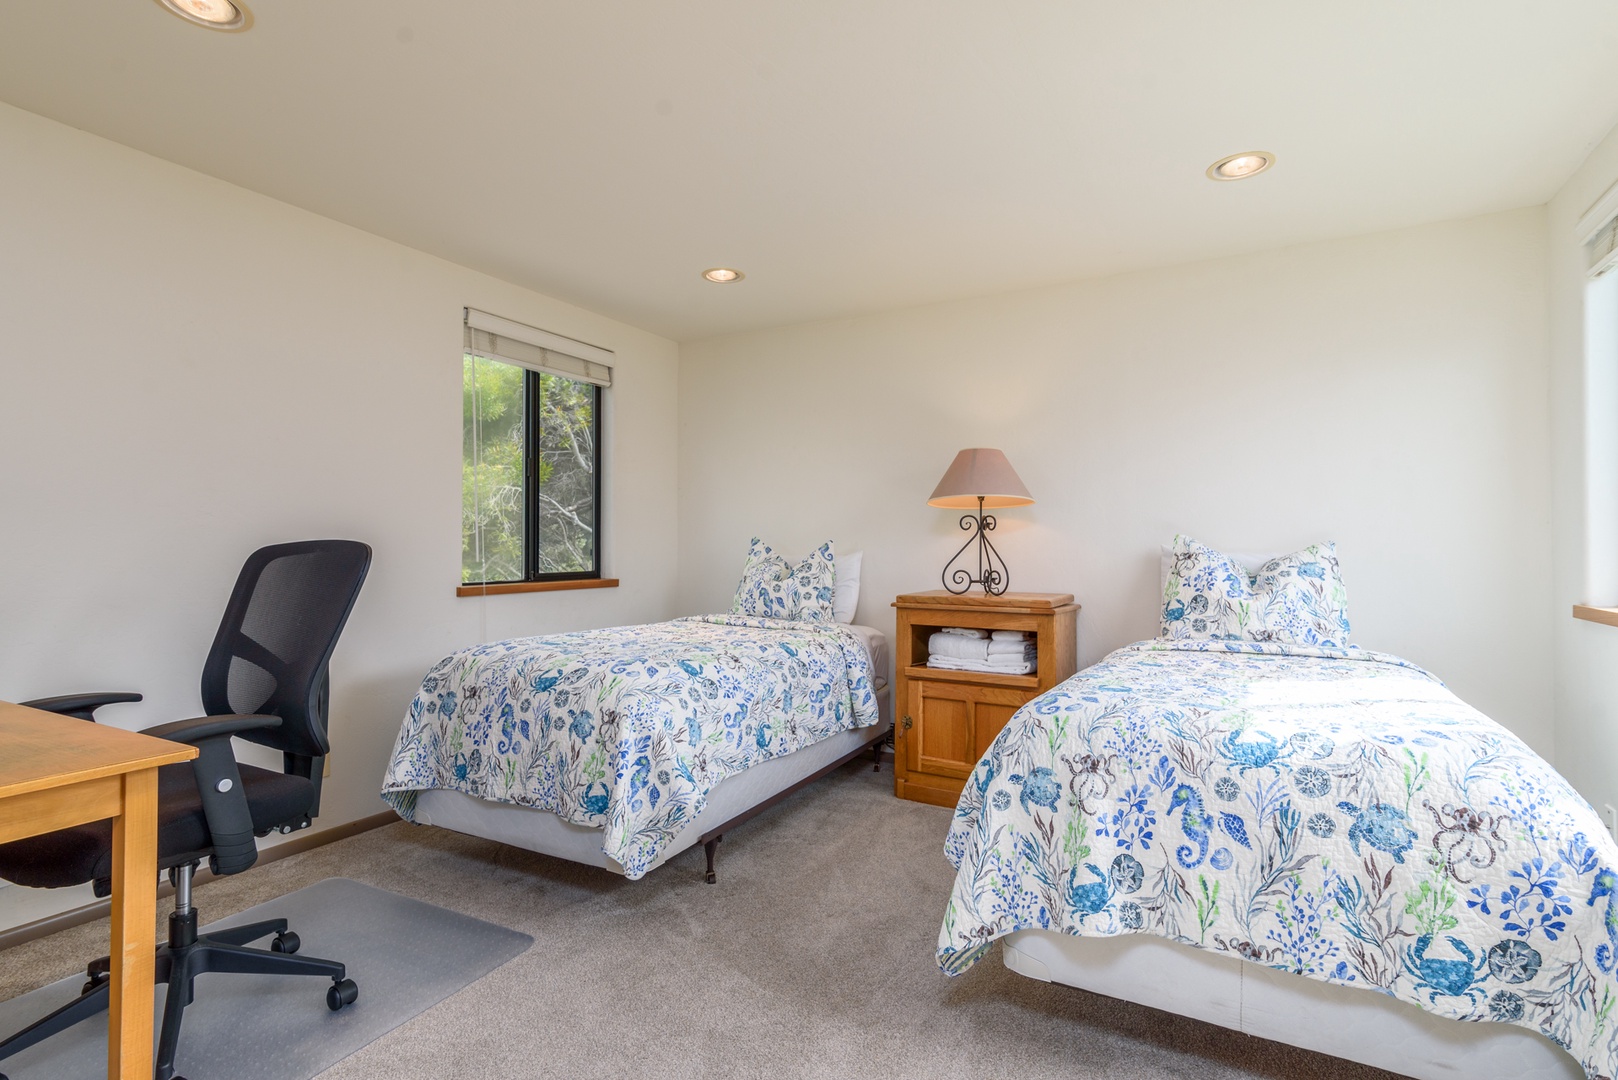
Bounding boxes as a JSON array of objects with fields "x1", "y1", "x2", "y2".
[
  {"x1": 0, "y1": 88, "x2": 1573, "y2": 941},
  {"x1": 1548, "y1": 123, "x2": 1618, "y2": 822},
  {"x1": 678, "y1": 208, "x2": 1554, "y2": 753},
  {"x1": 0, "y1": 102, "x2": 681, "y2": 930}
]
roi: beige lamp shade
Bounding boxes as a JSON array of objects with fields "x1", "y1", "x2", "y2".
[{"x1": 927, "y1": 448, "x2": 1034, "y2": 509}]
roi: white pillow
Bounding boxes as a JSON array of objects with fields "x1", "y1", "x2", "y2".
[{"x1": 833, "y1": 549, "x2": 862, "y2": 624}]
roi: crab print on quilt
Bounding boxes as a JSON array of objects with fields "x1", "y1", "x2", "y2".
[
  {"x1": 938, "y1": 639, "x2": 1618, "y2": 1079},
  {"x1": 381, "y1": 614, "x2": 879, "y2": 878}
]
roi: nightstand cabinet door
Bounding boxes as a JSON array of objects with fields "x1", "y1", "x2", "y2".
[{"x1": 907, "y1": 680, "x2": 1028, "y2": 779}]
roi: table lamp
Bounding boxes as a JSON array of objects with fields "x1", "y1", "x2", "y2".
[{"x1": 928, "y1": 448, "x2": 1034, "y2": 595}]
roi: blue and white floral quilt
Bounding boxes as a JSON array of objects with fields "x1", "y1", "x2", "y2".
[
  {"x1": 381, "y1": 615, "x2": 880, "y2": 878},
  {"x1": 938, "y1": 640, "x2": 1618, "y2": 1079}
]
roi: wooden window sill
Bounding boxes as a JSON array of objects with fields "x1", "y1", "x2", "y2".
[
  {"x1": 1573, "y1": 604, "x2": 1618, "y2": 628},
  {"x1": 457, "y1": 579, "x2": 619, "y2": 597}
]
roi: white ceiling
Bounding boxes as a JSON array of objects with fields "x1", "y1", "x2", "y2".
[{"x1": 2, "y1": 2, "x2": 1617, "y2": 341}]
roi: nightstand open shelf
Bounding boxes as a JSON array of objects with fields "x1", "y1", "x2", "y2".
[{"x1": 892, "y1": 590, "x2": 1078, "y2": 807}]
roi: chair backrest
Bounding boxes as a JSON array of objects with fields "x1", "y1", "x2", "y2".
[{"x1": 199, "y1": 540, "x2": 371, "y2": 761}]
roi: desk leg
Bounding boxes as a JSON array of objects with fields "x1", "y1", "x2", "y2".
[{"x1": 108, "y1": 768, "x2": 158, "y2": 1080}]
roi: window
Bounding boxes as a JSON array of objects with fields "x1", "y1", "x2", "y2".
[
  {"x1": 461, "y1": 309, "x2": 611, "y2": 586},
  {"x1": 1579, "y1": 195, "x2": 1618, "y2": 619}
]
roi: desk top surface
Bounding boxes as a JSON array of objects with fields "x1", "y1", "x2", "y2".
[{"x1": 0, "y1": 701, "x2": 197, "y2": 799}]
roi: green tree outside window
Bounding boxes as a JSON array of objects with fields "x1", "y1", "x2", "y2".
[{"x1": 462, "y1": 354, "x2": 599, "y2": 583}]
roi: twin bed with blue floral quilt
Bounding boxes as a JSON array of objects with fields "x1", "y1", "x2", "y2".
[
  {"x1": 381, "y1": 539, "x2": 890, "y2": 883},
  {"x1": 937, "y1": 537, "x2": 1613, "y2": 1080}
]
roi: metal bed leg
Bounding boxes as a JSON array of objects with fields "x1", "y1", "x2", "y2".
[
  {"x1": 703, "y1": 835, "x2": 722, "y2": 884},
  {"x1": 690, "y1": 728, "x2": 892, "y2": 886}
]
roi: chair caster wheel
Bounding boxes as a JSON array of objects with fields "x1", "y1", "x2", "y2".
[
  {"x1": 327, "y1": 978, "x2": 359, "y2": 1011},
  {"x1": 271, "y1": 931, "x2": 300, "y2": 954}
]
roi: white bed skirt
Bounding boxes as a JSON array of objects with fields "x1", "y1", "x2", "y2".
[
  {"x1": 1001, "y1": 928, "x2": 1583, "y2": 1080},
  {"x1": 412, "y1": 681, "x2": 892, "y2": 877}
]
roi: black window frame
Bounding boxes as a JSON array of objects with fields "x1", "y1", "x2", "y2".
[{"x1": 464, "y1": 367, "x2": 603, "y2": 587}]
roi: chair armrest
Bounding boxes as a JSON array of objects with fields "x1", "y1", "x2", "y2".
[
  {"x1": 140, "y1": 714, "x2": 281, "y2": 877},
  {"x1": 140, "y1": 713, "x2": 280, "y2": 744},
  {"x1": 18, "y1": 692, "x2": 143, "y2": 722}
]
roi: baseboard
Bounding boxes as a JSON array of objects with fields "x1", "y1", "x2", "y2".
[{"x1": 0, "y1": 809, "x2": 400, "y2": 951}]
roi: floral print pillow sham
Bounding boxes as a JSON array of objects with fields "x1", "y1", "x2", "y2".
[
  {"x1": 1161, "y1": 535, "x2": 1351, "y2": 648},
  {"x1": 1251, "y1": 543, "x2": 1352, "y2": 647},
  {"x1": 731, "y1": 537, "x2": 836, "y2": 623}
]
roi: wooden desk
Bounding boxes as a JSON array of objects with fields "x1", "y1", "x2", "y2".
[{"x1": 0, "y1": 701, "x2": 197, "y2": 1079}]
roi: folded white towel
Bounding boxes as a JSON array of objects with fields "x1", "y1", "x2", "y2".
[
  {"x1": 939, "y1": 626, "x2": 989, "y2": 639},
  {"x1": 990, "y1": 629, "x2": 1029, "y2": 642},
  {"x1": 928, "y1": 633, "x2": 990, "y2": 661},
  {"x1": 930, "y1": 630, "x2": 1037, "y2": 664},
  {"x1": 928, "y1": 655, "x2": 1036, "y2": 676},
  {"x1": 987, "y1": 638, "x2": 1034, "y2": 656}
]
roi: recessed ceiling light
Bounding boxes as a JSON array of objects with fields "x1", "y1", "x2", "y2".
[
  {"x1": 702, "y1": 268, "x2": 744, "y2": 283},
  {"x1": 156, "y1": 0, "x2": 251, "y2": 31},
  {"x1": 1206, "y1": 151, "x2": 1275, "y2": 181}
]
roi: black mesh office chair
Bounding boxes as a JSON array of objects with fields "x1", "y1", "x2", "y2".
[{"x1": 0, "y1": 539, "x2": 371, "y2": 1080}]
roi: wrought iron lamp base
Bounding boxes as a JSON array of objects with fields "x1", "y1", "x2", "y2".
[{"x1": 942, "y1": 496, "x2": 1010, "y2": 595}]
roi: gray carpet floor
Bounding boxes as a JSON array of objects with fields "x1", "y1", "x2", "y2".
[
  {"x1": 0, "y1": 879, "x2": 531, "y2": 1079},
  {"x1": 0, "y1": 763, "x2": 1405, "y2": 1079}
]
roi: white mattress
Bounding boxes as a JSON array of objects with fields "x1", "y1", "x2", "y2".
[
  {"x1": 840, "y1": 621, "x2": 890, "y2": 685},
  {"x1": 1002, "y1": 929, "x2": 1583, "y2": 1080},
  {"x1": 413, "y1": 624, "x2": 892, "y2": 876}
]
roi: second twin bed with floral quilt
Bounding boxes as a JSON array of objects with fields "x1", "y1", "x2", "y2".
[
  {"x1": 381, "y1": 539, "x2": 887, "y2": 881},
  {"x1": 938, "y1": 537, "x2": 1617, "y2": 1080}
]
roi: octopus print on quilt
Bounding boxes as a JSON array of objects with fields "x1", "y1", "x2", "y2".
[
  {"x1": 381, "y1": 614, "x2": 880, "y2": 878},
  {"x1": 938, "y1": 639, "x2": 1618, "y2": 1079}
]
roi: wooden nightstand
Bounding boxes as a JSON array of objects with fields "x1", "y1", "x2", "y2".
[{"x1": 892, "y1": 590, "x2": 1078, "y2": 807}]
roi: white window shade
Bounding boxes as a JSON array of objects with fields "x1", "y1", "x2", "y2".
[
  {"x1": 1577, "y1": 177, "x2": 1618, "y2": 279},
  {"x1": 464, "y1": 308, "x2": 613, "y2": 387},
  {"x1": 1588, "y1": 218, "x2": 1618, "y2": 279}
]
